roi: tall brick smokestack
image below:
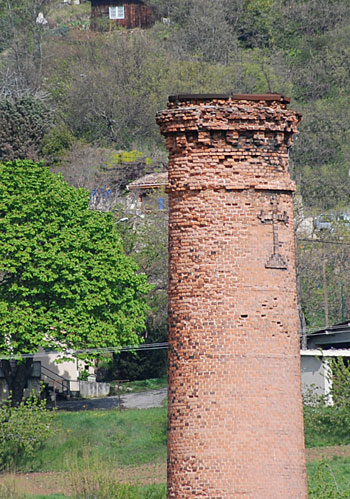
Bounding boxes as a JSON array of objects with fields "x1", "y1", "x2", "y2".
[{"x1": 157, "y1": 93, "x2": 307, "y2": 498}]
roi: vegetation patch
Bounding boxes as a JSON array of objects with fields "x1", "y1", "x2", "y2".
[
  {"x1": 18, "y1": 408, "x2": 167, "y2": 473},
  {"x1": 308, "y1": 457, "x2": 350, "y2": 498}
]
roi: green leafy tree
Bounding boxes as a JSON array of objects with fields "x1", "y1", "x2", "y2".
[{"x1": 0, "y1": 160, "x2": 151, "y2": 405}]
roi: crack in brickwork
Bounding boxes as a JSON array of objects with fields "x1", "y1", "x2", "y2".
[{"x1": 157, "y1": 94, "x2": 308, "y2": 498}]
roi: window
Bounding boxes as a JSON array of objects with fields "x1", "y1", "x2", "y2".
[{"x1": 109, "y1": 6, "x2": 125, "y2": 20}]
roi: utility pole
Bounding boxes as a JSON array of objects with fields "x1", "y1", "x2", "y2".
[{"x1": 322, "y1": 256, "x2": 329, "y2": 327}]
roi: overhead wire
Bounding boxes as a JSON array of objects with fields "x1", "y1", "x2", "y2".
[
  {"x1": 0, "y1": 342, "x2": 169, "y2": 361},
  {"x1": 2, "y1": 326, "x2": 350, "y2": 360}
]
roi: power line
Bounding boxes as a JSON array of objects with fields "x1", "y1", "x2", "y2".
[
  {"x1": 297, "y1": 238, "x2": 350, "y2": 247},
  {"x1": 0, "y1": 342, "x2": 169, "y2": 361},
  {"x1": 3, "y1": 327, "x2": 350, "y2": 360}
]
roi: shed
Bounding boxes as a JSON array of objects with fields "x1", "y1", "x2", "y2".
[
  {"x1": 90, "y1": 0, "x2": 155, "y2": 31},
  {"x1": 127, "y1": 171, "x2": 168, "y2": 213}
]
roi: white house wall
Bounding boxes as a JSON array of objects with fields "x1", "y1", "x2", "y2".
[{"x1": 301, "y1": 349, "x2": 350, "y2": 405}]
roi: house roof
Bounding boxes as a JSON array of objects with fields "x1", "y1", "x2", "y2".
[{"x1": 127, "y1": 172, "x2": 168, "y2": 191}]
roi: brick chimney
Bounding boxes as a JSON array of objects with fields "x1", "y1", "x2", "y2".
[{"x1": 157, "y1": 93, "x2": 307, "y2": 498}]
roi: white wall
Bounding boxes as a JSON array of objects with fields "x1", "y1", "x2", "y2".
[
  {"x1": 34, "y1": 350, "x2": 95, "y2": 393},
  {"x1": 301, "y1": 349, "x2": 350, "y2": 405}
]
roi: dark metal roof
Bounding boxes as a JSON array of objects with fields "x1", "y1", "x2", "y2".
[
  {"x1": 307, "y1": 320, "x2": 350, "y2": 349},
  {"x1": 309, "y1": 321, "x2": 350, "y2": 336},
  {"x1": 168, "y1": 93, "x2": 291, "y2": 104},
  {"x1": 169, "y1": 94, "x2": 230, "y2": 102}
]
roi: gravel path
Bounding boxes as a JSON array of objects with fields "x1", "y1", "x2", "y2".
[{"x1": 54, "y1": 388, "x2": 168, "y2": 411}]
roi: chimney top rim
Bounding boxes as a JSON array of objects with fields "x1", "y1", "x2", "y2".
[{"x1": 169, "y1": 93, "x2": 291, "y2": 104}]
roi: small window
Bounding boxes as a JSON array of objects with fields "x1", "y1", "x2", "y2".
[{"x1": 109, "y1": 6, "x2": 125, "y2": 20}]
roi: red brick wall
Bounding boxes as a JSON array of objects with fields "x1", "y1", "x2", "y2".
[{"x1": 157, "y1": 94, "x2": 308, "y2": 498}]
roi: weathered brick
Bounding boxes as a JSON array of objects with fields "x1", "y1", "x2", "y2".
[{"x1": 157, "y1": 94, "x2": 307, "y2": 498}]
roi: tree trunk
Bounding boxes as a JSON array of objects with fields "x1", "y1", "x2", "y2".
[{"x1": 0, "y1": 358, "x2": 34, "y2": 406}]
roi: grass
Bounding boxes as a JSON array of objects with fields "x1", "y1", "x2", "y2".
[
  {"x1": 307, "y1": 456, "x2": 350, "y2": 497},
  {"x1": 16, "y1": 408, "x2": 167, "y2": 472},
  {"x1": 6, "y1": 401, "x2": 350, "y2": 497}
]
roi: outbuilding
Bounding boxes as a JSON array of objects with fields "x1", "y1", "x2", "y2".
[{"x1": 90, "y1": 0, "x2": 155, "y2": 31}]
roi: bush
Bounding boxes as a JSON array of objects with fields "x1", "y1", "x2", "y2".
[
  {"x1": 328, "y1": 357, "x2": 350, "y2": 409},
  {"x1": 0, "y1": 392, "x2": 56, "y2": 470},
  {"x1": 41, "y1": 124, "x2": 75, "y2": 159},
  {"x1": 0, "y1": 96, "x2": 54, "y2": 161},
  {"x1": 304, "y1": 404, "x2": 350, "y2": 448}
]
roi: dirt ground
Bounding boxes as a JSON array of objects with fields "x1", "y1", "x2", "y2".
[
  {"x1": 306, "y1": 444, "x2": 350, "y2": 462},
  {"x1": 0, "y1": 462, "x2": 167, "y2": 497},
  {"x1": 2, "y1": 446, "x2": 350, "y2": 497}
]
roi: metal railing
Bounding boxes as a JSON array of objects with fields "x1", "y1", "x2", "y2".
[{"x1": 41, "y1": 365, "x2": 70, "y2": 398}]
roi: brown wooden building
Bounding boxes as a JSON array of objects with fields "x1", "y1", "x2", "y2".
[{"x1": 90, "y1": 0, "x2": 155, "y2": 31}]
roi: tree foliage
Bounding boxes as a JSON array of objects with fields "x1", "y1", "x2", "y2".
[{"x1": 0, "y1": 160, "x2": 151, "y2": 402}]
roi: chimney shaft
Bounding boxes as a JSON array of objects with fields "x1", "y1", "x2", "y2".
[{"x1": 157, "y1": 94, "x2": 307, "y2": 498}]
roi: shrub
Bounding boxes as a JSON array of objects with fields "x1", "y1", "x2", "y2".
[
  {"x1": 41, "y1": 125, "x2": 75, "y2": 159},
  {"x1": 0, "y1": 96, "x2": 54, "y2": 161},
  {"x1": 304, "y1": 405, "x2": 350, "y2": 448},
  {"x1": 328, "y1": 357, "x2": 350, "y2": 409},
  {"x1": 0, "y1": 392, "x2": 56, "y2": 470}
]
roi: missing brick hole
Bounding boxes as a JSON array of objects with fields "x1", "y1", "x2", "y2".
[{"x1": 240, "y1": 314, "x2": 248, "y2": 319}]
